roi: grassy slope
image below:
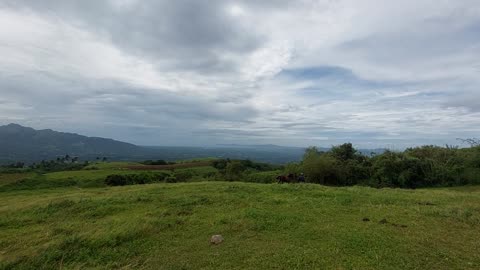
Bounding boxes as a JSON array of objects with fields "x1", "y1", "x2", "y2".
[
  {"x1": 0, "y1": 162, "x2": 218, "y2": 192},
  {"x1": 1, "y1": 181, "x2": 479, "y2": 269}
]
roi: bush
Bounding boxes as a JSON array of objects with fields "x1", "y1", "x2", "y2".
[
  {"x1": 165, "y1": 176, "x2": 177, "y2": 183},
  {"x1": 105, "y1": 175, "x2": 129, "y2": 186},
  {"x1": 174, "y1": 170, "x2": 194, "y2": 182},
  {"x1": 244, "y1": 171, "x2": 280, "y2": 184},
  {"x1": 141, "y1": 160, "x2": 168, "y2": 165},
  {"x1": 303, "y1": 152, "x2": 344, "y2": 185},
  {"x1": 297, "y1": 143, "x2": 479, "y2": 189},
  {"x1": 105, "y1": 172, "x2": 170, "y2": 186},
  {"x1": 225, "y1": 161, "x2": 246, "y2": 181}
]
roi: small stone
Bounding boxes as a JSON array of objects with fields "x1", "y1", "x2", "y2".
[{"x1": 210, "y1": 235, "x2": 224, "y2": 245}]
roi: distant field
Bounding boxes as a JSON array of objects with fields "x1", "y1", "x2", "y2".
[
  {"x1": 1, "y1": 179, "x2": 479, "y2": 269},
  {"x1": 124, "y1": 161, "x2": 213, "y2": 171},
  {"x1": 0, "y1": 161, "x2": 219, "y2": 192}
]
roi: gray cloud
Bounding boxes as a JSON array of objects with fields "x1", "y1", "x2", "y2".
[
  {"x1": 1, "y1": 0, "x2": 264, "y2": 73},
  {"x1": 1, "y1": 0, "x2": 480, "y2": 148}
]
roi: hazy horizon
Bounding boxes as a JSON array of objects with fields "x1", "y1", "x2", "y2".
[{"x1": 1, "y1": 1, "x2": 479, "y2": 149}]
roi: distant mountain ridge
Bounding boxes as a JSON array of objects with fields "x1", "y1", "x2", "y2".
[
  {"x1": 0, "y1": 123, "x2": 141, "y2": 163},
  {"x1": 0, "y1": 124, "x2": 386, "y2": 165}
]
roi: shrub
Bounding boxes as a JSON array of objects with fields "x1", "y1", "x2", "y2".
[
  {"x1": 141, "y1": 160, "x2": 168, "y2": 165},
  {"x1": 244, "y1": 171, "x2": 280, "y2": 184},
  {"x1": 105, "y1": 175, "x2": 129, "y2": 186},
  {"x1": 105, "y1": 172, "x2": 170, "y2": 186},
  {"x1": 174, "y1": 170, "x2": 194, "y2": 182},
  {"x1": 303, "y1": 153, "x2": 344, "y2": 185},
  {"x1": 165, "y1": 176, "x2": 177, "y2": 183},
  {"x1": 225, "y1": 161, "x2": 246, "y2": 181},
  {"x1": 283, "y1": 163, "x2": 302, "y2": 176}
]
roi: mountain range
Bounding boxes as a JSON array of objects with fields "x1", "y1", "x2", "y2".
[
  {"x1": 0, "y1": 123, "x2": 144, "y2": 164},
  {"x1": 0, "y1": 124, "x2": 384, "y2": 164}
]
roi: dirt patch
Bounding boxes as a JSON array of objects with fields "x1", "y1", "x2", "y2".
[
  {"x1": 416, "y1": 201, "x2": 436, "y2": 206},
  {"x1": 378, "y1": 218, "x2": 407, "y2": 228}
]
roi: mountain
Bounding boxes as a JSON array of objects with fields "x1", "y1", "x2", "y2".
[
  {"x1": 0, "y1": 123, "x2": 142, "y2": 164},
  {"x1": 0, "y1": 124, "x2": 386, "y2": 165}
]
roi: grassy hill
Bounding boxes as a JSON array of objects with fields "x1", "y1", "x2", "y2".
[{"x1": 1, "y1": 168, "x2": 479, "y2": 269}]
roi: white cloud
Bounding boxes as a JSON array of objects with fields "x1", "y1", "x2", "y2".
[{"x1": 0, "y1": 0, "x2": 479, "y2": 147}]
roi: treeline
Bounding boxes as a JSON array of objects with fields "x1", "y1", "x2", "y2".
[
  {"x1": 290, "y1": 143, "x2": 480, "y2": 188},
  {"x1": 0, "y1": 155, "x2": 90, "y2": 173},
  {"x1": 140, "y1": 160, "x2": 176, "y2": 165}
]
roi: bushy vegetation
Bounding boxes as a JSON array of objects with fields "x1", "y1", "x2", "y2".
[
  {"x1": 244, "y1": 171, "x2": 281, "y2": 184},
  {"x1": 0, "y1": 155, "x2": 90, "y2": 174},
  {"x1": 212, "y1": 159, "x2": 282, "y2": 182},
  {"x1": 292, "y1": 143, "x2": 480, "y2": 188},
  {"x1": 140, "y1": 160, "x2": 175, "y2": 165},
  {"x1": 105, "y1": 172, "x2": 170, "y2": 186},
  {"x1": 2, "y1": 143, "x2": 479, "y2": 190}
]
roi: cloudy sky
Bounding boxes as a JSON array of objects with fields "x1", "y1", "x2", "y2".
[{"x1": 1, "y1": 0, "x2": 479, "y2": 148}]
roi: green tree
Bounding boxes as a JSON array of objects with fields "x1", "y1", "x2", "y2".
[
  {"x1": 225, "y1": 161, "x2": 246, "y2": 181},
  {"x1": 331, "y1": 143, "x2": 357, "y2": 161},
  {"x1": 303, "y1": 150, "x2": 343, "y2": 185}
]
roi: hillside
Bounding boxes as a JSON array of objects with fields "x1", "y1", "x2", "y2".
[
  {"x1": 1, "y1": 176, "x2": 479, "y2": 269},
  {"x1": 0, "y1": 124, "x2": 141, "y2": 163}
]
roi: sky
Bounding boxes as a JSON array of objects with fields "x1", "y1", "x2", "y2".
[{"x1": 1, "y1": 0, "x2": 479, "y2": 148}]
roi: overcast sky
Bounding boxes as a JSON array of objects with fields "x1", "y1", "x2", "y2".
[{"x1": 1, "y1": 0, "x2": 479, "y2": 148}]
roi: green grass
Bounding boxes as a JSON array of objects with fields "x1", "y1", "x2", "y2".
[
  {"x1": 84, "y1": 161, "x2": 143, "y2": 170},
  {"x1": 0, "y1": 173, "x2": 36, "y2": 188},
  {"x1": 1, "y1": 181, "x2": 479, "y2": 269}
]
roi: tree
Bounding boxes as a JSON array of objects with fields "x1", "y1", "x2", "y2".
[
  {"x1": 457, "y1": 138, "x2": 480, "y2": 147},
  {"x1": 303, "y1": 146, "x2": 321, "y2": 160},
  {"x1": 302, "y1": 150, "x2": 344, "y2": 185},
  {"x1": 331, "y1": 143, "x2": 357, "y2": 161},
  {"x1": 225, "y1": 161, "x2": 246, "y2": 181},
  {"x1": 284, "y1": 162, "x2": 302, "y2": 175}
]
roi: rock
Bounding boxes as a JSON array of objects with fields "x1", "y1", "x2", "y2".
[{"x1": 210, "y1": 235, "x2": 224, "y2": 245}]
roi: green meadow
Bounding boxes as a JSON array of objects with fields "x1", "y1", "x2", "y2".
[{"x1": 1, "y1": 165, "x2": 479, "y2": 269}]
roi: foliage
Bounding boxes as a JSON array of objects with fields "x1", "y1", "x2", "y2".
[
  {"x1": 27, "y1": 156, "x2": 90, "y2": 173},
  {"x1": 297, "y1": 143, "x2": 480, "y2": 188},
  {"x1": 141, "y1": 160, "x2": 169, "y2": 165},
  {"x1": 105, "y1": 172, "x2": 169, "y2": 186},
  {"x1": 302, "y1": 152, "x2": 344, "y2": 185},
  {"x1": 244, "y1": 171, "x2": 281, "y2": 184},
  {"x1": 225, "y1": 161, "x2": 246, "y2": 181}
]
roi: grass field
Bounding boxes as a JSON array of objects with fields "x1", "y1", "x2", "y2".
[{"x1": 1, "y1": 178, "x2": 479, "y2": 269}]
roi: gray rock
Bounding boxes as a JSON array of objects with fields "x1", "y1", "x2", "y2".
[{"x1": 210, "y1": 235, "x2": 224, "y2": 245}]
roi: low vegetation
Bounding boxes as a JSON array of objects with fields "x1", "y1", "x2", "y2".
[
  {"x1": 1, "y1": 143, "x2": 479, "y2": 268},
  {"x1": 1, "y1": 182, "x2": 479, "y2": 269},
  {"x1": 300, "y1": 143, "x2": 480, "y2": 188}
]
